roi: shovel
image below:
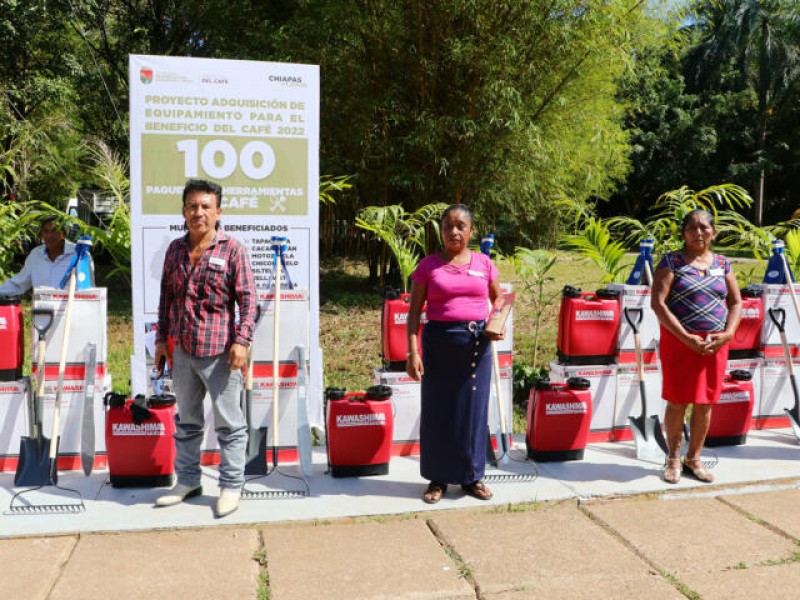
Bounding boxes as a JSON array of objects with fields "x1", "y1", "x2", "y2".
[
  {"x1": 244, "y1": 305, "x2": 268, "y2": 475},
  {"x1": 767, "y1": 308, "x2": 800, "y2": 440},
  {"x1": 624, "y1": 307, "x2": 668, "y2": 461},
  {"x1": 14, "y1": 308, "x2": 55, "y2": 487}
]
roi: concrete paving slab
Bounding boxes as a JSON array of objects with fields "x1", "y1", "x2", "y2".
[
  {"x1": 584, "y1": 496, "x2": 797, "y2": 576},
  {"x1": 541, "y1": 428, "x2": 800, "y2": 499},
  {"x1": 687, "y1": 562, "x2": 800, "y2": 600},
  {"x1": 261, "y1": 518, "x2": 475, "y2": 600},
  {"x1": 48, "y1": 528, "x2": 260, "y2": 600},
  {"x1": 482, "y1": 578, "x2": 682, "y2": 600},
  {"x1": 0, "y1": 429, "x2": 798, "y2": 538},
  {"x1": 431, "y1": 503, "x2": 682, "y2": 598},
  {"x1": 720, "y1": 488, "x2": 800, "y2": 540},
  {"x1": 0, "y1": 536, "x2": 76, "y2": 600}
]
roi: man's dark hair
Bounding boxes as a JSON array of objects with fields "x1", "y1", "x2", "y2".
[
  {"x1": 182, "y1": 179, "x2": 223, "y2": 209},
  {"x1": 39, "y1": 215, "x2": 64, "y2": 235}
]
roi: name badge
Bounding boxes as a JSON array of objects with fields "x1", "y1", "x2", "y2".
[
  {"x1": 467, "y1": 269, "x2": 484, "y2": 278},
  {"x1": 209, "y1": 257, "x2": 226, "y2": 268},
  {"x1": 709, "y1": 268, "x2": 724, "y2": 277}
]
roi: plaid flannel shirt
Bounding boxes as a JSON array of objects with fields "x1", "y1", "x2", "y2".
[{"x1": 156, "y1": 229, "x2": 256, "y2": 357}]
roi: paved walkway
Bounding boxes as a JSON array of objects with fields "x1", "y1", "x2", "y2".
[
  {"x1": 4, "y1": 484, "x2": 800, "y2": 599},
  {"x1": 2, "y1": 431, "x2": 800, "y2": 599}
]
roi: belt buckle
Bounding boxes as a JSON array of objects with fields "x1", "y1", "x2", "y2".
[{"x1": 467, "y1": 321, "x2": 477, "y2": 333}]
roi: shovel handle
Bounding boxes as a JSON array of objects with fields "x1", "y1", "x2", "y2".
[
  {"x1": 50, "y1": 270, "x2": 77, "y2": 460},
  {"x1": 36, "y1": 338, "x2": 47, "y2": 399},
  {"x1": 781, "y1": 255, "x2": 800, "y2": 324},
  {"x1": 272, "y1": 254, "x2": 282, "y2": 456},
  {"x1": 643, "y1": 261, "x2": 654, "y2": 287}
]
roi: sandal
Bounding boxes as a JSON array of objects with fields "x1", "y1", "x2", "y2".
[
  {"x1": 461, "y1": 480, "x2": 493, "y2": 501},
  {"x1": 683, "y1": 458, "x2": 714, "y2": 483},
  {"x1": 423, "y1": 482, "x2": 447, "y2": 504},
  {"x1": 662, "y1": 458, "x2": 681, "y2": 484}
]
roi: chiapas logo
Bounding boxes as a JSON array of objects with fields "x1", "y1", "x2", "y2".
[{"x1": 140, "y1": 67, "x2": 154, "y2": 85}]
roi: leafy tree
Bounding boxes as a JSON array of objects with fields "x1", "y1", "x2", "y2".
[
  {"x1": 612, "y1": 37, "x2": 722, "y2": 217},
  {"x1": 282, "y1": 0, "x2": 658, "y2": 247},
  {"x1": 683, "y1": 0, "x2": 800, "y2": 225},
  {"x1": 0, "y1": 0, "x2": 85, "y2": 201}
]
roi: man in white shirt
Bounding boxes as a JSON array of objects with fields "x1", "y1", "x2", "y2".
[{"x1": 0, "y1": 216, "x2": 94, "y2": 294}]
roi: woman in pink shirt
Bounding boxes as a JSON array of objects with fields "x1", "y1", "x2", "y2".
[{"x1": 406, "y1": 204, "x2": 504, "y2": 504}]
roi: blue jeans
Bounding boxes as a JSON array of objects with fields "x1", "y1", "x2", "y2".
[{"x1": 171, "y1": 347, "x2": 247, "y2": 489}]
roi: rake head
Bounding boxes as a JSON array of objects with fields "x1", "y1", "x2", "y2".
[
  {"x1": 241, "y1": 488, "x2": 309, "y2": 500},
  {"x1": 483, "y1": 471, "x2": 539, "y2": 484},
  {"x1": 240, "y1": 469, "x2": 310, "y2": 500},
  {"x1": 5, "y1": 486, "x2": 85, "y2": 516}
]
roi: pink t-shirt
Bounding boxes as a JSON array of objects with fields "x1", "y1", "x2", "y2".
[{"x1": 411, "y1": 251, "x2": 498, "y2": 321}]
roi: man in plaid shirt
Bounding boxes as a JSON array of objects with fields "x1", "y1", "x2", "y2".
[{"x1": 154, "y1": 179, "x2": 256, "y2": 518}]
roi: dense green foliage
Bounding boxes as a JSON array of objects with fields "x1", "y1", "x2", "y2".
[
  {"x1": 281, "y1": 1, "x2": 651, "y2": 248},
  {"x1": 614, "y1": 0, "x2": 800, "y2": 226},
  {"x1": 1, "y1": 0, "x2": 799, "y2": 264}
]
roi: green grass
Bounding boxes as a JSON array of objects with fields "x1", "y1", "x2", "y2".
[
  {"x1": 320, "y1": 251, "x2": 611, "y2": 391},
  {"x1": 13, "y1": 251, "x2": 614, "y2": 400},
  {"x1": 17, "y1": 249, "x2": 765, "y2": 403}
]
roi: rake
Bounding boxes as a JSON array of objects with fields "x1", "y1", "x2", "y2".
[
  {"x1": 241, "y1": 236, "x2": 309, "y2": 500},
  {"x1": 5, "y1": 484, "x2": 86, "y2": 515},
  {"x1": 483, "y1": 449, "x2": 540, "y2": 484}
]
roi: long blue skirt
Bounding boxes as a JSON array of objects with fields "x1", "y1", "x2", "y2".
[{"x1": 420, "y1": 320, "x2": 491, "y2": 485}]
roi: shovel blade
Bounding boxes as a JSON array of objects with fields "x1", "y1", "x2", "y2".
[
  {"x1": 14, "y1": 436, "x2": 56, "y2": 487},
  {"x1": 499, "y1": 433, "x2": 511, "y2": 465},
  {"x1": 485, "y1": 431, "x2": 498, "y2": 467},
  {"x1": 629, "y1": 415, "x2": 667, "y2": 463},
  {"x1": 785, "y1": 407, "x2": 800, "y2": 443},
  {"x1": 244, "y1": 426, "x2": 268, "y2": 476}
]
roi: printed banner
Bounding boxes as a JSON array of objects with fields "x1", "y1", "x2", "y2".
[{"x1": 129, "y1": 55, "x2": 322, "y2": 426}]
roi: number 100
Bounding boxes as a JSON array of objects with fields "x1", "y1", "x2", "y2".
[{"x1": 176, "y1": 139, "x2": 276, "y2": 180}]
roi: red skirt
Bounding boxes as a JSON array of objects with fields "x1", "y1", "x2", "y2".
[{"x1": 660, "y1": 326, "x2": 729, "y2": 405}]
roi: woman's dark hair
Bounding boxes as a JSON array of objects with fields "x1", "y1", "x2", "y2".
[
  {"x1": 440, "y1": 203, "x2": 473, "y2": 227},
  {"x1": 681, "y1": 209, "x2": 715, "y2": 231}
]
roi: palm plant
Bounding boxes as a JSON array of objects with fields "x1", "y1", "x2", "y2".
[
  {"x1": 355, "y1": 202, "x2": 447, "y2": 293},
  {"x1": 607, "y1": 183, "x2": 753, "y2": 255},
  {"x1": 560, "y1": 218, "x2": 629, "y2": 283},
  {"x1": 318, "y1": 175, "x2": 353, "y2": 206},
  {"x1": 782, "y1": 229, "x2": 800, "y2": 276}
]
